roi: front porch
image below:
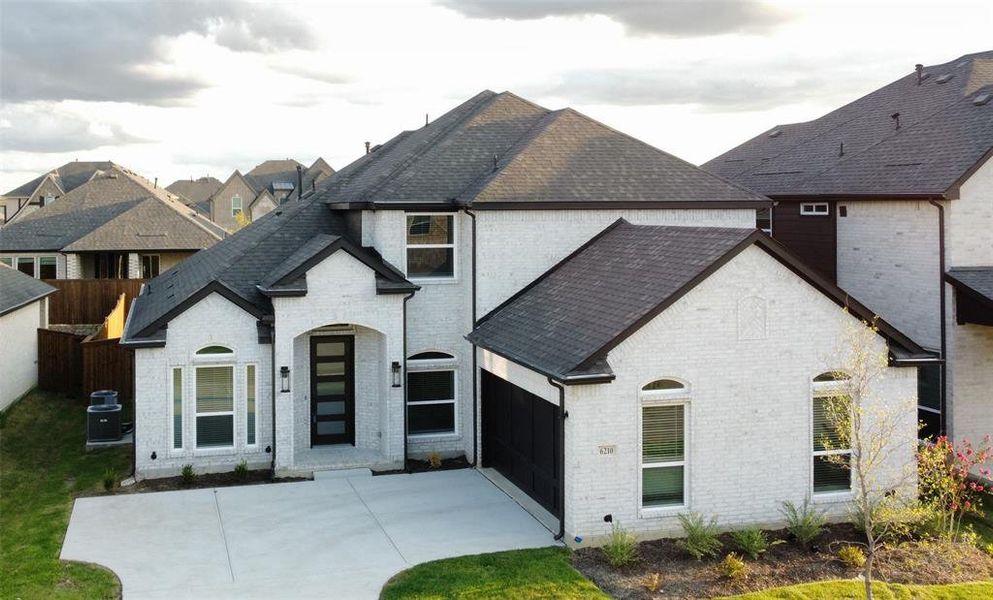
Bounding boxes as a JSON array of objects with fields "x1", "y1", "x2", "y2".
[{"x1": 282, "y1": 445, "x2": 402, "y2": 477}]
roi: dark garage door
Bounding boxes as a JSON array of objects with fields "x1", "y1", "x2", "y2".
[{"x1": 481, "y1": 369, "x2": 561, "y2": 517}]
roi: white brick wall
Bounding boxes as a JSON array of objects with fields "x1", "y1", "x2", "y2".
[
  {"x1": 0, "y1": 300, "x2": 45, "y2": 410},
  {"x1": 836, "y1": 200, "x2": 942, "y2": 349},
  {"x1": 557, "y1": 246, "x2": 917, "y2": 543},
  {"x1": 948, "y1": 156, "x2": 993, "y2": 267}
]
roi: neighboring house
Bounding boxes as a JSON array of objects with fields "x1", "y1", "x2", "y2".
[
  {"x1": 122, "y1": 90, "x2": 934, "y2": 544},
  {"x1": 1, "y1": 161, "x2": 114, "y2": 226},
  {"x1": 0, "y1": 265, "x2": 56, "y2": 410},
  {"x1": 704, "y1": 50, "x2": 993, "y2": 449},
  {"x1": 0, "y1": 165, "x2": 224, "y2": 280},
  {"x1": 165, "y1": 176, "x2": 223, "y2": 214},
  {"x1": 204, "y1": 158, "x2": 334, "y2": 231}
]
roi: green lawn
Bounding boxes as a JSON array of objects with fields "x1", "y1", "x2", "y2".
[
  {"x1": 380, "y1": 546, "x2": 608, "y2": 599},
  {"x1": 0, "y1": 389, "x2": 131, "y2": 599},
  {"x1": 964, "y1": 490, "x2": 993, "y2": 545},
  {"x1": 726, "y1": 581, "x2": 993, "y2": 599}
]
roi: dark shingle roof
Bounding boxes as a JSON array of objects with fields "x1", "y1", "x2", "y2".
[
  {"x1": 0, "y1": 166, "x2": 221, "y2": 252},
  {"x1": 0, "y1": 265, "x2": 56, "y2": 317},
  {"x1": 946, "y1": 267, "x2": 993, "y2": 305},
  {"x1": 704, "y1": 51, "x2": 993, "y2": 198},
  {"x1": 166, "y1": 177, "x2": 223, "y2": 205},
  {"x1": 468, "y1": 220, "x2": 934, "y2": 381},
  {"x1": 3, "y1": 161, "x2": 114, "y2": 198},
  {"x1": 316, "y1": 91, "x2": 767, "y2": 208}
]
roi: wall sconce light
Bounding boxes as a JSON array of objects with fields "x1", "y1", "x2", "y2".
[
  {"x1": 280, "y1": 366, "x2": 290, "y2": 393},
  {"x1": 391, "y1": 361, "x2": 402, "y2": 388}
]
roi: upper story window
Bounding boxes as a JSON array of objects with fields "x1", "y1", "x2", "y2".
[
  {"x1": 42, "y1": 194, "x2": 56, "y2": 207},
  {"x1": 800, "y1": 203, "x2": 829, "y2": 216},
  {"x1": 812, "y1": 371, "x2": 852, "y2": 494},
  {"x1": 141, "y1": 254, "x2": 160, "y2": 279},
  {"x1": 231, "y1": 195, "x2": 243, "y2": 216},
  {"x1": 197, "y1": 345, "x2": 234, "y2": 356},
  {"x1": 406, "y1": 213, "x2": 455, "y2": 280},
  {"x1": 640, "y1": 378, "x2": 689, "y2": 509},
  {"x1": 756, "y1": 207, "x2": 772, "y2": 235}
]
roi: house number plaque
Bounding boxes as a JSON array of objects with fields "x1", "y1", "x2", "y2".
[{"x1": 597, "y1": 445, "x2": 616, "y2": 456}]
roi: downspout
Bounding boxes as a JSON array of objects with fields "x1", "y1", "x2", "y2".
[
  {"x1": 265, "y1": 315, "x2": 277, "y2": 475},
  {"x1": 402, "y1": 291, "x2": 415, "y2": 471},
  {"x1": 462, "y1": 207, "x2": 478, "y2": 466},
  {"x1": 929, "y1": 199, "x2": 948, "y2": 435},
  {"x1": 547, "y1": 377, "x2": 566, "y2": 541}
]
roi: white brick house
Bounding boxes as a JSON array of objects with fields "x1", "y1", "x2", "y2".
[{"x1": 123, "y1": 91, "x2": 934, "y2": 543}]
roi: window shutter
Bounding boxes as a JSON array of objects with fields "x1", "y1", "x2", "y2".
[
  {"x1": 246, "y1": 365, "x2": 256, "y2": 446},
  {"x1": 172, "y1": 368, "x2": 182, "y2": 449},
  {"x1": 642, "y1": 405, "x2": 684, "y2": 463}
]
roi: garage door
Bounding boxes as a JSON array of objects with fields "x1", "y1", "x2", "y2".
[{"x1": 481, "y1": 369, "x2": 561, "y2": 517}]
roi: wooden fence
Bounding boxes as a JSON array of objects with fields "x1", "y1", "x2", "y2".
[
  {"x1": 81, "y1": 338, "x2": 134, "y2": 402},
  {"x1": 37, "y1": 328, "x2": 85, "y2": 395},
  {"x1": 42, "y1": 279, "x2": 145, "y2": 325}
]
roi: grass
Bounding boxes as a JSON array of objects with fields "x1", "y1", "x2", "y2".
[
  {"x1": 725, "y1": 581, "x2": 993, "y2": 599},
  {"x1": 380, "y1": 546, "x2": 608, "y2": 599},
  {"x1": 964, "y1": 490, "x2": 993, "y2": 545},
  {"x1": 0, "y1": 389, "x2": 131, "y2": 599}
]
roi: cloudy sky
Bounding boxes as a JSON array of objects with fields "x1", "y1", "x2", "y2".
[{"x1": 1, "y1": 0, "x2": 990, "y2": 193}]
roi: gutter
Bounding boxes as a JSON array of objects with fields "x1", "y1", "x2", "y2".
[
  {"x1": 929, "y1": 199, "x2": 948, "y2": 435},
  {"x1": 547, "y1": 377, "x2": 566, "y2": 541},
  {"x1": 462, "y1": 207, "x2": 479, "y2": 466}
]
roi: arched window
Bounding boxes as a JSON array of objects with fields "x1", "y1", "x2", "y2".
[
  {"x1": 409, "y1": 351, "x2": 454, "y2": 360},
  {"x1": 407, "y1": 351, "x2": 457, "y2": 436},
  {"x1": 812, "y1": 371, "x2": 852, "y2": 494},
  {"x1": 640, "y1": 377, "x2": 689, "y2": 509},
  {"x1": 197, "y1": 345, "x2": 233, "y2": 355}
]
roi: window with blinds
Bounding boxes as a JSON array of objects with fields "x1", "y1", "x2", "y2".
[
  {"x1": 196, "y1": 366, "x2": 234, "y2": 448},
  {"x1": 246, "y1": 365, "x2": 256, "y2": 446},
  {"x1": 812, "y1": 377, "x2": 852, "y2": 493},
  {"x1": 642, "y1": 404, "x2": 686, "y2": 508},
  {"x1": 172, "y1": 367, "x2": 183, "y2": 450},
  {"x1": 407, "y1": 369, "x2": 456, "y2": 435}
]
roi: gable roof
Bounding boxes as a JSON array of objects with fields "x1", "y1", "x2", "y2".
[
  {"x1": 166, "y1": 177, "x2": 223, "y2": 206},
  {"x1": 122, "y1": 195, "x2": 415, "y2": 346},
  {"x1": 468, "y1": 220, "x2": 935, "y2": 383},
  {"x1": 3, "y1": 161, "x2": 114, "y2": 198},
  {"x1": 704, "y1": 51, "x2": 993, "y2": 199},
  {"x1": 0, "y1": 166, "x2": 222, "y2": 252},
  {"x1": 946, "y1": 267, "x2": 993, "y2": 309},
  {"x1": 315, "y1": 90, "x2": 768, "y2": 209},
  {"x1": 0, "y1": 264, "x2": 56, "y2": 317}
]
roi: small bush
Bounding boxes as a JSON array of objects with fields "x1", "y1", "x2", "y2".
[
  {"x1": 428, "y1": 452, "x2": 443, "y2": 469},
  {"x1": 181, "y1": 464, "x2": 195, "y2": 485},
  {"x1": 720, "y1": 553, "x2": 748, "y2": 580},
  {"x1": 234, "y1": 460, "x2": 248, "y2": 479},
  {"x1": 731, "y1": 527, "x2": 783, "y2": 560},
  {"x1": 102, "y1": 468, "x2": 116, "y2": 491},
  {"x1": 960, "y1": 526, "x2": 980, "y2": 548},
  {"x1": 982, "y1": 543, "x2": 993, "y2": 558},
  {"x1": 780, "y1": 500, "x2": 827, "y2": 547},
  {"x1": 837, "y1": 545, "x2": 866, "y2": 569},
  {"x1": 677, "y1": 512, "x2": 722, "y2": 560},
  {"x1": 642, "y1": 572, "x2": 662, "y2": 593},
  {"x1": 602, "y1": 522, "x2": 639, "y2": 568}
]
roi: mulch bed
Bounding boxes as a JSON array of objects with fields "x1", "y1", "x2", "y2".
[
  {"x1": 373, "y1": 455, "x2": 472, "y2": 475},
  {"x1": 85, "y1": 470, "x2": 310, "y2": 496},
  {"x1": 572, "y1": 523, "x2": 993, "y2": 599}
]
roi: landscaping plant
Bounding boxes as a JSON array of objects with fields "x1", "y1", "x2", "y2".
[
  {"x1": 731, "y1": 527, "x2": 783, "y2": 560},
  {"x1": 428, "y1": 452, "x2": 443, "y2": 469},
  {"x1": 719, "y1": 552, "x2": 748, "y2": 580},
  {"x1": 102, "y1": 467, "x2": 116, "y2": 491},
  {"x1": 234, "y1": 460, "x2": 248, "y2": 479},
  {"x1": 181, "y1": 463, "x2": 195, "y2": 485},
  {"x1": 917, "y1": 434, "x2": 992, "y2": 541},
  {"x1": 677, "y1": 512, "x2": 722, "y2": 560},
  {"x1": 780, "y1": 499, "x2": 827, "y2": 548},
  {"x1": 602, "y1": 522, "x2": 638, "y2": 568},
  {"x1": 642, "y1": 572, "x2": 662, "y2": 593},
  {"x1": 837, "y1": 544, "x2": 866, "y2": 569}
]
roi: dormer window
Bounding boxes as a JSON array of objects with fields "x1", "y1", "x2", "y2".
[
  {"x1": 42, "y1": 194, "x2": 55, "y2": 207},
  {"x1": 231, "y1": 195, "x2": 243, "y2": 216},
  {"x1": 406, "y1": 213, "x2": 455, "y2": 280},
  {"x1": 800, "y1": 203, "x2": 829, "y2": 216}
]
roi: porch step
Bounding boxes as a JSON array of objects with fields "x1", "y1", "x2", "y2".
[{"x1": 312, "y1": 468, "x2": 373, "y2": 481}]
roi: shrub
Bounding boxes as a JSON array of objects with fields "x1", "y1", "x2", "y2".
[
  {"x1": 642, "y1": 572, "x2": 662, "y2": 593},
  {"x1": 918, "y1": 435, "x2": 992, "y2": 540},
  {"x1": 102, "y1": 468, "x2": 116, "y2": 491},
  {"x1": 720, "y1": 553, "x2": 748, "y2": 580},
  {"x1": 982, "y1": 543, "x2": 993, "y2": 558},
  {"x1": 677, "y1": 512, "x2": 722, "y2": 560},
  {"x1": 234, "y1": 460, "x2": 248, "y2": 479},
  {"x1": 731, "y1": 527, "x2": 783, "y2": 560},
  {"x1": 181, "y1": 464, "x2": 195, "y2": 485},
  {"x1": 780, "y1": 500, "x2": 827, "y2": 547},
  {"x1": 602, "y1": 522, "x2": 639, "y2": 568},
  {"x1": 428, "y1": 452, "x2": 443, "y2": 469},
  {"x1": 837, "y1": 545, "x2": 866, "y2": 569}
]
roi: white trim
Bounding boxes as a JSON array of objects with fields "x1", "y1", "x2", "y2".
[
  {"x1": 810, "y1": 375, "x2": 853, "y2": 496},
  {"x1": 193, "y1": 363, "x2": 236, "y2": 451},
  {"x1": 169, "y1": 366, "x2": 183, "y2": 453},
  {"x1": 231, "y1": 194, "x2": 243, "y2": 217},
  {"x1": 638, "y1": 392, "x2": 690, "y2": 514},
  {"x1": 405, "y1": 363, "x2": 458, "y2": 438},
  {"x1": 245, "y1": 363, "x2": 258, "y2": 447},
  {"x1": 404, "y1": 212, "x2": 457, "y2": 283},
  {"x1": 800, "y1": 202, "x2": 829, "y2": 216}
]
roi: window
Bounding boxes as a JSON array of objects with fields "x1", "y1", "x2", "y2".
[
  {"x1": 812, "y1": 372, "x2": 852, "y2": 494},
  {"x1": 195, "y1": 366, "x2": 234, "y2": 448},
  {"x1": 42, "y1": 194, "x2": 55, "y2": 207},
  {"x1": 407, "y1": 352, "x2": 456, "y2": 435},
  {"x1": 141, "y1": 254, "x2": 160, "y2": 279},
  {"x1": 406, "y1": 214, "x2": 455, "y2": 279},
  {"x1": 246, "y1": 364, "x2": 256, "y2": 446},
  {"x1": 172, "y1": 367, "x2": 183, "y2": 450},
  {"x1": 197, "y1": 345, "x2": 233, "y2": 355},
  {"x1": 16, "y1": 256, "x2": 35, "y2": 277},
  {"x1": 231, "y1": 194, "x2": 243, "y2": 216},
  {"x1": 917, "y1": 364, "x2": 942, "y2": 440},
  {"x1": 38, "y1": 256, "x2": 56, "y2": 279},
  {"x1": 800, "y1": 203, "x2": 829, "y2": 216},
  {"x1": 641, "y1": 379, "x2": 688, "y2": 508},
  {"x1": 756, "y1": 207, "x2": 772, "y2": 235}
]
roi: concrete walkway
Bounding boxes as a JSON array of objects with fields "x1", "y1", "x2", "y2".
[{"x1": 62, "y1": 469, "x2": 556, "y2": 599}]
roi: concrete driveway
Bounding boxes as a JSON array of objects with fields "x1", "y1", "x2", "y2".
[{"x1": 61, "y1": 469, "x2": 556, "y2": 599}]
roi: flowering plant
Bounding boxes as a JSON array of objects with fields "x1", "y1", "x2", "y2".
[{"x1": 917, "y1": 435, "x2": 992, "y2": 540}]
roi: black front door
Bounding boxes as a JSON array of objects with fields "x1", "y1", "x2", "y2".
[{"x1": 310, "y1": 336, "x2": 354, "y2": 446}]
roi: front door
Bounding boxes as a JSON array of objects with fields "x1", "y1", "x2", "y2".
[{"x1": 310, "y1": 335, "x2": 355, "y2": 446}]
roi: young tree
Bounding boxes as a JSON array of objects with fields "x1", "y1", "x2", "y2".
[{"x1": 818, "y1": 314, "x2": 917, "y2": 600}]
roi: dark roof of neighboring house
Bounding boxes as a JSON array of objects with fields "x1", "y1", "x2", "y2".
[
  {"x1": 166, "y1": 177, "x2": 223, "y2": 206},
  {"x1": 315, "y1": 90, "x2": 768, "y2": 209},
  {"x1": 0, "y1": 264, "x2": 56, "y2": 317},
  {"x1": 122, "y1": 195, "x2": 416, "y2": 346},
  {"x1": 3, "y1": 161, "x2": 115, "y2": 198},
  {"x1": 0, "y1": 166, "x2": 222, "y2": 252},
  {"x1": 468, "y1": 220, "x2": 935, "y2": 382},
  {"x1": 946, "y1": 267, "x2": 993, "y2": 307},
  {"x1": 704, "y1": 51, "x2": 993, "y2": 199}
]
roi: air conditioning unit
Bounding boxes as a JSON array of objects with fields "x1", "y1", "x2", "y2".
[{"x1": 87, "y1": 404, "x2": 122, "y2": 442}]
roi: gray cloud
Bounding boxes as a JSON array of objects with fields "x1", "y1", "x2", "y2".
[
  {"x1": 1, "y1": 107, "x2": 149, "y2": 153},
  {"x1": 279, "y1": 66, "x2": 352, "y2": 86},
  {"x1": 0, "y1": 1, "x2": 317, "y2": 105},
  {"x1": 436, "y1": 0, "x2": 790, "y2": 36}
]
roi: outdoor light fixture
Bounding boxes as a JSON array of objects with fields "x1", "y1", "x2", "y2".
[
  {"x1": 391, "y1": 361, "x2": 402, "y2": 388},
  {"x1": 280, "y1": 366, "x2": 290, "y2": 393}
]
